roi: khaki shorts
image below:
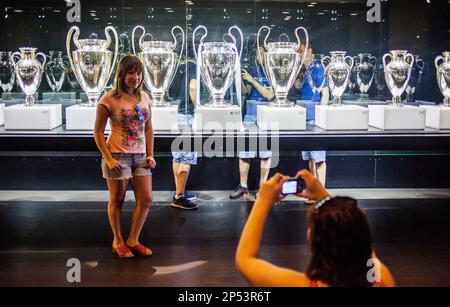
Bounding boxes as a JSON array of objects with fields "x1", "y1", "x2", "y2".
[{"x1": 101, "y1": 153, "x2": 152, "y2": 180}]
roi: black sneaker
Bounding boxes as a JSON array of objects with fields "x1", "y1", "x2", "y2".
[
  {"x1": 229, "y1": 184, "x2": 249, "y2": 199},
  {"x1": 184, "y1": 191, "x2": 198, "y2": 201},
  {"x1": 171, "y1": 195, "x2": 199, "y2": 210}
]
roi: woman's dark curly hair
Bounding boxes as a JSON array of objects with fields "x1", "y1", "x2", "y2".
[{"x1": 306, "y1": 197, "x2": 373, "y2": 287}]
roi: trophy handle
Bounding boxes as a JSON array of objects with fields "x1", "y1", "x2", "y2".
[
  {"x1": 405, "y1": 53, "x2": 414, "y2": 68},
  {"x1": 321, "y1": 55, "x2": 331, "y2": 68},
  {"x1": 66, "y1": 26, "x2": 81, "y2": 84},
  {"x1": 353, "y1": 56, "x2": 359, "y2": 67},
  {"x1": 10, "y1": 52, "x2": 21, "y2": 66},
  {"x1": 382, "y1": 53, "x2": 392, "y2": 69},
  {"x1": 435, "y1": 55, "x2": 444, "y2": 70},
  {"x1": 228, "y1": 26, "x2": 243, "y2": 59},
  {"x1": 169, "y1": 26, "x2": 185, "y2": 88},
  {"x1": 36, "y1": 52, "x2": 47, "y2": 68},
  {"x1": 295, "y1": 27, "x2": 309, "y2": 72},
  {"x1": 279, "y1": 33, "x2": 290, "y2": 42},
  {"x1": 132, "y1": 25, "x2": 145, "y2": 55},
  {"x1": 345, "y1": 56, "x2": 354, "y2": 69},
  {"x1": 105, "y1": 26, "x2": 119, "y2": 87},
  {"x1": 193, "y1": 25, "x2": 207, "y2": 61},
  {"x1": 416, "y1": 58, "x2": 425, "y2": 71}
]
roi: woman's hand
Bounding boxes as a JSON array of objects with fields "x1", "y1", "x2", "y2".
[
  {"x1": 106, "y1": 157, "x2": 122, "y2": 172},
  {"x1": 257, "y1": 173, "x2": 289, "y2": 206},
  {"x1": 295, "y1": 169, "x2": 331, "y2": 203},
  {"x1": 145, "y1": 155, "x2": 157, "y2": 169}
]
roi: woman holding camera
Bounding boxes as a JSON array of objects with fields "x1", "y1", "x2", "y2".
[
  {"x1": 94, "y1": 55, "x2": 156, "y2": 258},
  {"x1": 235, "y1": 170, "x2": 395, "y2": 287}
]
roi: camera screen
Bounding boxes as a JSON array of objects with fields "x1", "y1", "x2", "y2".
[{"x1": 282, "y1": 180, "x2": 298, "y2": 194}]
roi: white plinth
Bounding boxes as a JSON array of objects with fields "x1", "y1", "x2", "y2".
[
  {"x1": 151, "y1": 105, "x2": 178, "y2": 131},
  {"x1": 66, "y1": 105, "x2": 110, "y2": 130},
  {"x1": 192, "y1": 106, "x2": 243, "y2": 131},
  {"x1": 368, "y1": 105, "x2": 425, "y2": 130},
  {"x1": 315, "y1": 105, "x2": 368, "y2": 130},
  {"x1": 420, "y1": 105, "x2": 450, "y2": 130},
  {"x1": 257, "y1": 105, "x2": 306, "y2": 131},
  {"x1": 0, "y1": 103, "x2": 4, "y2": 126},
  {"x1": 5, "y1": 104, "x2": 62, "y2": 130}
]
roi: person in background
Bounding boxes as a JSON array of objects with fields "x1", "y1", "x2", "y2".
[
  {"x1": 235, "y1": 170, "x2": 395, "y2": 287},
  {"x1": 230, "y1": 47, "x2": 275, "y2": 199},
  {"x1": 292, "y1": 43, "x2": 329, "y2": 188},
  {"x1": 169, "y1": 54, "x2": 199, "y2": 210},
  {"x1": 94, "y1": 55, "x2": 156, "y2": 258}
]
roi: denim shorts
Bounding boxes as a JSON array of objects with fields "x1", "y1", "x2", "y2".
[
  {"x1": 101, "y1": 153, "x2": 152, "y2": 180},
  {"x1": 172, "y1": 152, "x2": 198, "y2": 165},
  {"x1": 301, "y1": 151, "x2": 327, "y2": 163},
  {"x1": 239, "y1": 151, "x2": 273, "y2": 159}
]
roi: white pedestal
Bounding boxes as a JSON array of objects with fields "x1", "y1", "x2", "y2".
[
  {"x1": 5, "y1": 104, "x2": 62, "y2": 130},
  {"x1": 257, "y1": 105, "x2": 306, "y2": 131},
  {"x1": 66, "y1": 105, "x2": 110, "y2": 130},
  {"x1": 0, "y1": 103, "x2": 4, "y2": 126},
  {"x1": 192, "y1": 106, "x2": 243, "y2": 131},
  {"x1": 315, "y1": 105, "x2": 368, "y2": 130},
  {"x1": 368, "y1": 105, "x2": 425, "y2": 130},
  {"x1": 151, "y1": 106, "x2": 178, "y2": 131},
  {"x1": 420, "y1": 105, "x2": 450, "y2": 130}
]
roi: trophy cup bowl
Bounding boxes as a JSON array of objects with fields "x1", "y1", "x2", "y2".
[
  {"x1": 257, "y1": 26, "x2": 308, "y2": 107},
  {"x1": 435, "y1": 51, "x2": 450, "y2": 107},
  {"x1": 66, "y1": 26, "x2": 118, "y2": 107},
  {"x1": 132, "y1": 25, "x2": 184, "y2": 107},
  {"x1": 355, "y1": 53, "x2": 376, "y2": 96},
  {"x1": 322, "y1": 51, "x2": 354, "y2": 106},
  {"x1": 45, "y1": 51, "x2": 68, "y2": 93},
  {"x1": 11, "y1": 47, "x2": 46, "y2": 106},
  {"x1": 383, "y1": 50, "x2": 414, "y2": 106}
]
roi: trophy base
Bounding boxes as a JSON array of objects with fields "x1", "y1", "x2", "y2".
[
  {"x1": 151, "y1": 105, "x2": 178, "y2": 131},
  {"x1": 204, "y1": 100, "x2": 233, "y2": 108},
  {"x1": 356, "y1": 93, "x2": 371, "y2": 102},
  {"x1": 368, "y1": 105, "x2": 425, "y2": 130},
  {"x1": 5, "y1": 104, "x2": 62, "y2": 130},
  {"x1": 66, "y1": 105, "x2": 110, "y2": 131},
  {"x1": 257, "y1": 105, "x2": 306, "y2": 131},
  {"x1": 0, "y1": 103, "x2": 4, "y2": 126},
  {"x1": 0, "y1": 92, "x2": 13, "y2": 101},
  {"x1": 1, "y1": 92, "x2": 38, "y2": 101},
  {"x1": 315, "y1": 105, "x2": 368, "y2": 131},
  {"x1": 420, "y1": 104, "x2": 450, "y2": 130},
  {"x1": 192, "y1": 106, "x2": 243, "y2": 132},
  {"x1": 42, "y1": 91, "x2": 77, "y2": 101}
]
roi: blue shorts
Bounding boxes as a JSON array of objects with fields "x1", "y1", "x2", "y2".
[
  {"x1": 301, "y1": 151, "x2": 326, "y2": 163},
  {"x1": 101, "y1": 153, "x2": 152, "y2": 180},
  {"x1": 239, "y1": 151, "x2": 272, "y2": 159},
  {"x1": 172, "y1": 152, "x2": 198, "y2": 165}
]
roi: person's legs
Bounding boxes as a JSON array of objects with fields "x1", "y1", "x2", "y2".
[
  {"x1": 175, "y1": 163, "x2": 191, "y2": 197},
  {"x1": 259, "y1": 157, "x2": 271, "y2": 186},
  {"x1": 127, "y1": 175, "x2": 153, "y2": 254},
  {"x1": 106, "y1": 178, "x2": 130, "y2": 248},
  {"x1": 316, "y1": 161, "x2": 327, "y2": 187},
  {"x1": 308, "y1": 159, "x2": 317, "y2": 177},
  {"x1": 239, "y1": 158, "x2": 250, "y2": 187},
  {"x1": 172, "y1": 161, "x2": 179, "y2": 191}
]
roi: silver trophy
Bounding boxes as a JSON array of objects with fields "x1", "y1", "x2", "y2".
[
  {"x1": 11, "y1": 47, "x2": 46, "y2": 106},
  {"x1": 322, "y1": 51, "x2": 354, "y2": 106},
  {"x1": 383, "y1": 50, "x2": 414, "y2": 106},
  {"x1": 45, "y1": 51, "x2": 69, "y2": 93},
  {"x1": 435, "y1": 51, "x2": 450, "y2": 107},
  {"x1": 66, "y1": 26, "x2": 118, "y2": 107},
  {"x1": 193, "y1": 25, "x2": 243, "y2": 107},
  {"x1": 257, "y1": 25, "x2": 308, "y2": 107},
  {"x1": 0, "y1": 51, "x2": 15, "y2": 100},
  {"x1": 354, "y1": 53, "x2": 376, "y2": 99},
  {"x1": 132, "y1": 25, "x2": 184, "y2": 107}
]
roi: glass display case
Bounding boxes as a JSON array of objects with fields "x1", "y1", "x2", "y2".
[{"x1": 0, "y1": 0, "x2": 448, "y2": 139}]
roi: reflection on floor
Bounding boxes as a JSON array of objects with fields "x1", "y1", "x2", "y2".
[{"x1": 0, "y1": 190, "x2": 449, "y2": 287}]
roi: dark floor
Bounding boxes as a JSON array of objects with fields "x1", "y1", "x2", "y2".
[{"x1": 0, "y1": 197, "x2": 449, "y2": 287}]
